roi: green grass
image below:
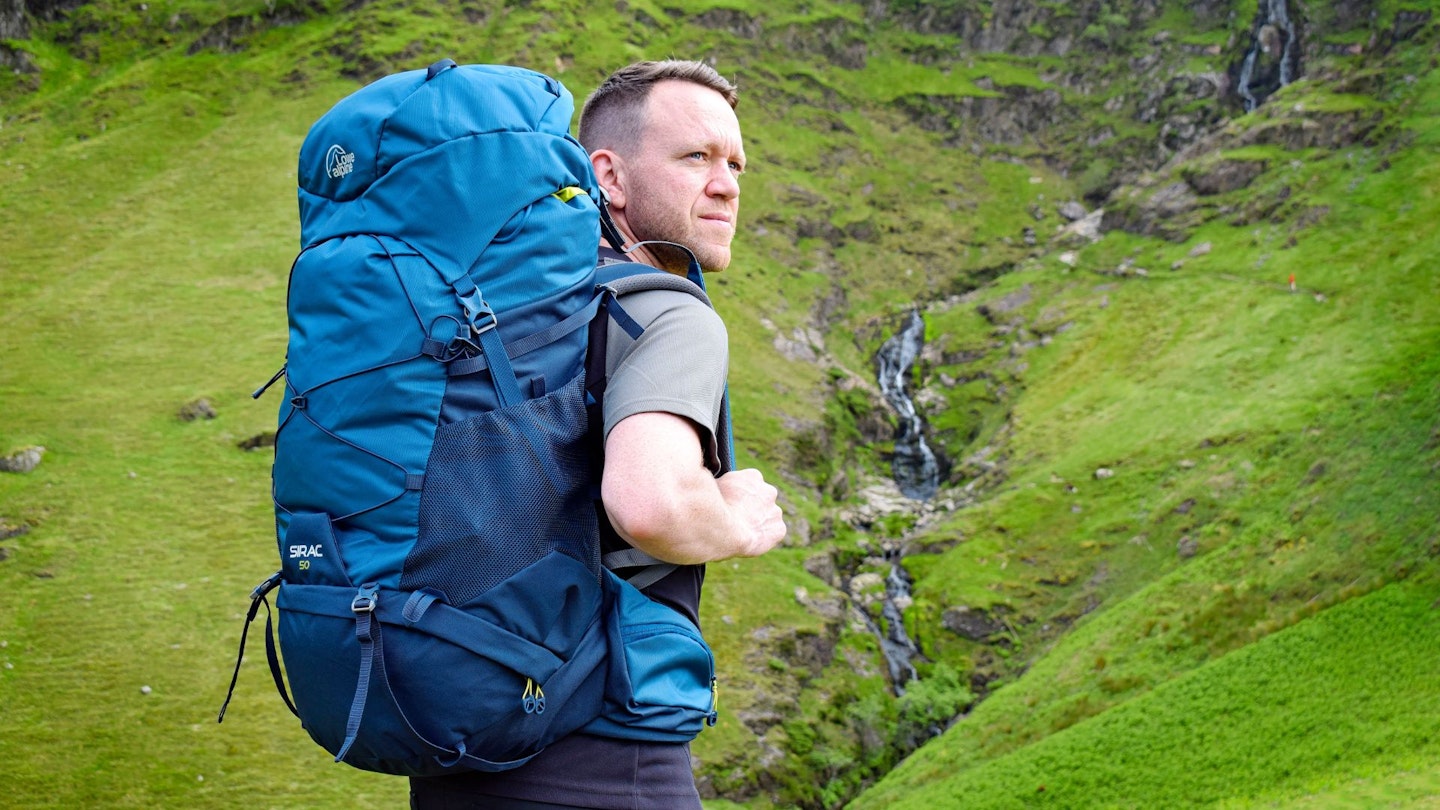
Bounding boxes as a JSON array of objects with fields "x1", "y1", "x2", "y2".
[{"x1": 852, "y1": 580, "x2": 1440, "y2": 809}]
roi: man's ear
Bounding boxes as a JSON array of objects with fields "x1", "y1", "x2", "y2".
[{"x1": 590, "y1": 149, "x2": 626, "y2": 210}]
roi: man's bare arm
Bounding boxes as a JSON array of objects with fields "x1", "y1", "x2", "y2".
[{"x1": 602, "y1": 411, "x2": 786, "y2": 565}]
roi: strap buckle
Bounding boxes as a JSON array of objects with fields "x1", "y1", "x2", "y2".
[
  {"x1": 456, "y1": 288, "x2": 498, "y2": 337},
  {"x1": 249, "y1": 571, "x2": 283, "y2": 602},
  {"x1": 351, "y1": 583, "x2": 379, "y2": 614}
]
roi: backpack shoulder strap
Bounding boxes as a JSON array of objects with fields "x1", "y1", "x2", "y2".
[
  {"x1": 601, "y1": 270, "x2": 714, "y2": 308},
  {"x1": 586, "y1": 261, "x2": 735, "y2": 590},
  {"x1": 591, "y1": 261, "x2": 731, "y2": 465}
]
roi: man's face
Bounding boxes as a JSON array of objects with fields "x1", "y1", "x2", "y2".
[{"x1": 616, "y1": 80, "x2": 746, "y2": 273}]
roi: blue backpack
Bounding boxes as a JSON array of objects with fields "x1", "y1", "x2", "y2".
[{"x1": 218, "y1": 59, "x2": 724, "y2": 776}]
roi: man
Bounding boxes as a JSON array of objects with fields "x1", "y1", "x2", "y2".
[{"x1": 409, "y1": 60, "x2": 786, "y2": 810}]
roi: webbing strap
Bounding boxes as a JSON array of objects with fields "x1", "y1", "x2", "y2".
[
  {"x1": 279, "y1": 584, "x2": 565, "y2": 680},
  {"x1": 474, "y1": 325, "x2": 522, "y2": 408},
  {"x1": 450, "y1": 276, "x2": 522, "y2": 408},
  {"x1": 218, "y1": 572, "x2": 293, "y2": 723},
  {"x1": 625, "y1": 562, "x2": 679, "y2": 590},
  {"x1": 447, "y1": 295, "x2": 604, "y2": 378},
  {"x1": 602, "y1": 548, "x2": 664, "y2": 569},
  {"x1": 604, "y1": 294, "x2": 644, "y2": 341},
  {"x1": 377, "y1": 598, "x2": 562, "y2": 678},
  {"x1": 262, "y1": 599, "x2": 298, "y2": 718},
  {"x1": 335, "y1": 583, "x2": 380, "y2": 763}
]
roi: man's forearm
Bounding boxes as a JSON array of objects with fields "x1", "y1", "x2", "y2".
[{"x1": 602, "y1": 412, "x2": 785, "y2": 564}]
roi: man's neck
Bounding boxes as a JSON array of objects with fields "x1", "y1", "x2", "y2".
[{"x1": 598, "y1": 243, "x2": 687, "y2": 277}]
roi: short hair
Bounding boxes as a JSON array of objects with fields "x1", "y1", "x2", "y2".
[{"x1": 578, "y1": 60, "x2": 739, "y2": 156}]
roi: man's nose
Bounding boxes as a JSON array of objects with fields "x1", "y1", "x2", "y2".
[{"x1": 707, "y1": 163, "x2": 740, "y2": 199}]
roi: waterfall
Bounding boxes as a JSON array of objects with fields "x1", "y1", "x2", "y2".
[
  {"x1": 1237, "y1": 0, "x2": 1299, "y2": 112},
  {"x1": 1237, "y1": 49, "x2": 1260, "y2": 112},
  {"x1": 862, "y1": 310, "x2": 936, "y2": 694},
  {"x1": 876, "y1": 309, "x2": 940, "y2": 501}
]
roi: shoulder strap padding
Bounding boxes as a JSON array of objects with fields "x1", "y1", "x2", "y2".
[{"x1": 602, "y1": 272, "x2": 713, "y2": 309}]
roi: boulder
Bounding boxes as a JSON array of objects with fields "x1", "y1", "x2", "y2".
[
  {"x1": 178, "y1": 398, "x2": 217, "y2": 422},
  {"x1": 1184, "y1": 158, "x2": 1266, "y2": 195},
  {"x1": 942, "y1": 606, "x2": 1006, "y2": 641},
  {"x1": 1058, "y1": 208, "x2": 1105, "y2": 245},
  {"x1": 0, "y1": 446, "x2": 44, "y2": 473}
]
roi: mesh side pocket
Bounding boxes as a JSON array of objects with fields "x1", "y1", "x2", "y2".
[{"x1": 403, "y1": 373, "x2": 601, "y2": 606}]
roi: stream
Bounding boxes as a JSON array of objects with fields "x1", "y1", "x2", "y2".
[
  {"x1": 878, "y1": 555, "x2": 920, "y2": 691},
  {"x1": 866, "y1": 310, "x2": 937, "y2": 693}
]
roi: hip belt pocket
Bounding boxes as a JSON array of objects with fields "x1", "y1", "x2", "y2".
[{"x1": 582, "y1": 571, "x2": 717, "y2": 742}]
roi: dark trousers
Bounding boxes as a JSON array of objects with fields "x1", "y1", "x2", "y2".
[{"x1": 411, "y1": 785, "x2": 591, "y2": 810}]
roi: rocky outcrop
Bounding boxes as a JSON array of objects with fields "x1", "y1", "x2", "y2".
[
  {"x1": 1239, "y1": 102, "x2": 1387, "y2": 152},
  {"x1": 899, "y1": 82, "x2": 1072, "y2": 149},
  {"x1": 942, "y1": 605, "x2": 1009, "y2": 641},
  {"x1": 1, "y1": 0, "x2": 26, "y2": 39},
  {"x1": 1102, "y1": 179, "x2": 1204, "y2": 242},
  {"x1": 237, "y1": 432, "x2": 276, "y2": 451},
  {"x1": 11, "y1": 0, "x2": 84, "y2": 26},
  {"x1": 0, "y1": 446, "x2": 44, "y2": 473},
  {"x1": 1139, "y1": 73, "x2": 1230, "y2": 160},
  {"x1": 1182, "y1": 157, "x2": 1266, "y2": 195},
  {"x1": 187, "y1": 0, "x2": 335, "y2": 55},
  {"x1": 683, "y1": 6, "x2": 762, "y2": 40},
  {"x1": 1, "y1": 0, "x2": 34, "y2": 74},
  {"x1": 879, "y1": 0, "x2": 1171, "y2": 57},
  {"x1": 1103, "y1": 50, "x2": 1397, "y2": 241}
]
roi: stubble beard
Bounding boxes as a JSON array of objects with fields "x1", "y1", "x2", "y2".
[{"x1": 626, "y1": 195, "x2": 732, "y2": 274}]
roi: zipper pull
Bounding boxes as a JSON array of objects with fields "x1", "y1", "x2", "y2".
[
  {"x1": 707, "y1": 677, "x2": 719, "y2": 726},
  {"x1": 252, "y1": 365, "x2": 287, "y2": 399},
  {"x1": 522, "y1": 678, "x2": 546, "y2": 715}
]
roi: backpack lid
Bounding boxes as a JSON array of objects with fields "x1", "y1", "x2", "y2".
[{"x1": 295, "y1": 62, "x2": 599, "y2": 280}]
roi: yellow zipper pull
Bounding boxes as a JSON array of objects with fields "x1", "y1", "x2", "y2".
[
  {"x1": 522, "y1": 677, "x2": 547, "y2": 715},
  {"x1": 707, "y1": 677, "x2": 719, "y2": 726}
]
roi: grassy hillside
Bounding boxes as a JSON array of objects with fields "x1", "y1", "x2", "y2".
[
  {"x1": 855, "y1": 579, "x2": 1440, "y2": 808},
  {"x1": 1, "y1": 0, "x2": 1437, "y2": 808}
]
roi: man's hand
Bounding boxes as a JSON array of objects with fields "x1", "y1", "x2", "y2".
[{"x1": 714, "y1": 468, "x2": 786, "y2": 557}]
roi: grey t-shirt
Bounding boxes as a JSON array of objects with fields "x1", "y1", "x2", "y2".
[
  {"x1": 408, "y1": 278, "x2": 728, "y2": 810},
  {"x1": 602, "y1": 287, "x2": 728, "y2": 474}
]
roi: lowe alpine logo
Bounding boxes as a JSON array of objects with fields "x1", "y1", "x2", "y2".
[{"x1": 325, "y1": 144, "x2": 356, "y2": 179}]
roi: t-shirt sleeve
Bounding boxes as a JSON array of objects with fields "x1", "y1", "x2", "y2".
[{"x1": 602, "y1": 289, "x2": 729, "y2": 473}]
